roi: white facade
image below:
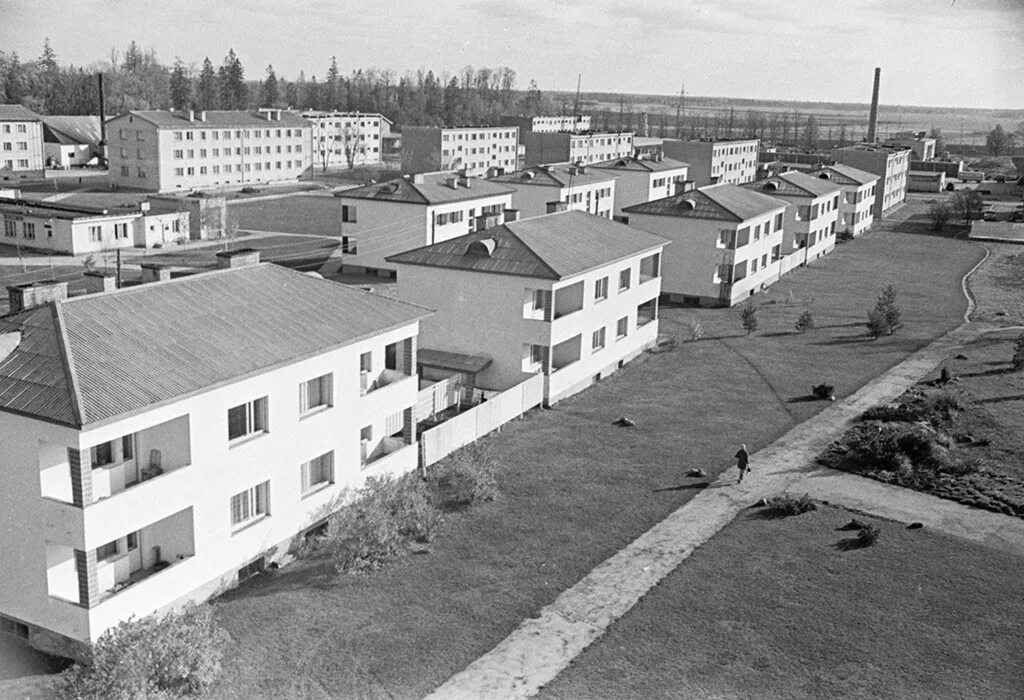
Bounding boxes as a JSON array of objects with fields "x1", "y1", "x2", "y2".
[
  {"x1": 303, "y1": 111, "x2": 389, "y2": 169},
  {"x1": 591, "y1": 158, "x2": 690, "y2": 217},
  {"x1": 491, "y1": 164, "x2": 616, "y2": 219},
  {"x1": 662, "y1": 139, "x2": 759, "y2": 187},
  {"x1": 810, "y1": 166, "x2": 878, "y2": 237},
  {"x1": 831, "y1": 145, "x2": 910, "y2": 219},
  {"x1": 524, "y1": 131, "x2": 634, "y2": 167},
  {"x1": 402, "y1": 126, "x2": 519, "y2": 177},
  {"x1": 0, "y1": 108, "x2": 45, "y2": 179}
]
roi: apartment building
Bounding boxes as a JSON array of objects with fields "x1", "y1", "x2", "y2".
[
  {"x1": 499, "y1": 114, "x2": 591, "y2": 133},
  {"x1": 0, "y1": 104, "x2": 45, "y2": 181},
  {"x1": 105, "y1": 109, "x2": 312, "y2": 193},
  {"x1": 523, "y1": 131, "x2": 634, "y2": 167},
  {"x1": 332, "y1": 171, "x2": 515, "y2": 273},
  {"x1": 808, "y1": 164, "x2": 879, "y2": 237},
  {"x1": 0, "y1": 195, "x2": 189, "y2": 255},
  {"x1": 302, "y1": 111, "x2": 391, "y2": 169},
  {"x1": 0, "y1": 261, "x2": 429, "y2": 659},
  {"x1": 401, "y1": 125, "x2": 519, "y2": 177},
  {"x1": 623, "y1": 184, "x2": 788, "y2": 307},
  {"x1": 591, "y1": 155, "x2": 690, "y2": 217},
  {"x1": 388, "y1": 210, "x2": 666, "y2": 404},
  {"x1": 662, "y1": 138, "x2": 759, "y2": 187},
  {"x1": 743, "y1": 171, "x2": 841, "y2": 272},
  {"x1": 830, "y1": 144, "x2": 910, "y2": 219},
  {"x1": 488, "y1": 162, "x2": 616, "y2": 219}
]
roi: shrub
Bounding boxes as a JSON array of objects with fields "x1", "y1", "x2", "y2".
[
  {"x1": 52, "y1": 604, "x2": 228, "y2": 699},
  {"x1": 856, "y1": 524, "x2": 880, "y2": 546},
  {"x1": 428, "y1": 443, "x2": 498, "y2": 510},
  {"x1": 812, "y1": 383, "x2": 834, "y2": 400},
  {"x1": 766, "y1": 493, "x2": 817, "y2": 516},
  {"x1": 686, "y1": 318, "x2": 704, "y2": 341},
  {"x1": 866, "y1": 285, "x2": 902, "y2": 338},
  {"x1": 1013, "y1": 334, "x2": 1024, "y2": 370},
  {"x1": 795, "y1": 309, "x2": 815, "y2": 333},
  {"x1": 740, "y1": 302, "x2": 758, "y2": 335}
]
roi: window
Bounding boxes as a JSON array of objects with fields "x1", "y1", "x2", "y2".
[
  {"x1": 114, "y1": 223, "x2": 128, "y2": 239},
  {"x1": 616, "y1": 316, "x2": 629, "y2": 339},
  {"x1": 301, "y1": 452, "x2": 334, "y2": 493},
  {"x1": 360, "y1": 351, "x2": 372, "y2": 373},
  {"x1": 126, "y1": 531, "x2": 139, "y2": 551},
  {"x1": 300, "y1": 373, "x2": 333, "y2": 413},
  {"x1": 594, "y1": 276, "x2": 608, "y2": 301},
  {"x1": 23, "y1": 222, "x2": 35, "y2": 239},
  {"x1": 619, "y1": 268, "x2": 631, "y2": 291},
  {"x1": 230, "y1": 481, "x2": 270, "y2": 527},
  {"x1": 3, "y1": 220, "x2": 16, "y2": 237},
  {"x1": 227, "y1": 397, "x2": 268, "y2": 441},
  {"x1": 88, "y1": 225, "x2": 102, "y2": 242},
  {"x1": 97, "y1": 540, "x2": 119, "y2": 561},
  {"x1": 342, "y1": 205, "x2": 357, "y2": 223},
  {"x1": 90, "y1": 441, "x2": 114, "y2": 467},
  {"x1": 592, "y1": 327, "x2": 606, "y2": 351}
]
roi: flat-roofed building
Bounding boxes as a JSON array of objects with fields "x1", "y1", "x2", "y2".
[
  {"x1": 500, "y1": 115, "x2": 591, "y2": 133},
  {"x1": 105, "y1": 109, "x2": 313, "y2": 193},
  {"x1": 488, "y1": 162, "x2": 616, "y2": 219},
  {"x1": 808, "y1": 164, "x2": 879, "y2": 237},
  {"x1": 401, "y1": 125, "x2": 519, "y2": 177},
  {"x1": 831, "y1": 143, "x2": 910, "y2": 219},
  {"x1": 591, "y1": 155, "x2": 690, "y2": 217},
  {"x1": 0, "y1": 104, "x2": 45, "y2": 181},
  {"x1": 523, "y1": 131, "x2": 634, "y2": 167},
  {"x1": 624, "y1": 184, "x2": 787, "y2": 307},
  {"x1": 661, "y1": 138, "x2": 759, "y2": 187},
  {"x1": 302, "y1": 111, "x2": 391, "y2": 170}
]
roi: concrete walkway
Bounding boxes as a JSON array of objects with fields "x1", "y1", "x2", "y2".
[{"x1": 425, "y1": 320, "x2": 1024, "y2": 699}]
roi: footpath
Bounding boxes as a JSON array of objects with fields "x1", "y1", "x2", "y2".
[{"x1": 426, "y1": 317, "x2": 1024, "y2": 699}]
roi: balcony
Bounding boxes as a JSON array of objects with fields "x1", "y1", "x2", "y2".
[
  {"x1": 552, "y1": 281, "x2": 584, "y2": 320},
  {"x1": 361, "y1": 439, "x2": 417, "y2": 479},
  {"x1": 551, "y1": 334, "x2": 582, "y2": 373}
]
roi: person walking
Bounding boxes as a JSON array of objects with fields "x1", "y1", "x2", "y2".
[{"x1": 735, "y1": 444, "x2": 750, "y2": 483}]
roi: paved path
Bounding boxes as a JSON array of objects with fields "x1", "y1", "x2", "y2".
[{"x1": 425, "y1": 319, "x2": 1024, "y2": 699}]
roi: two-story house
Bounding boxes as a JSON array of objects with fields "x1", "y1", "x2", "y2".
[
  {"x1": 387, "y1": 210, "x2": 667, "y2": 405},
  {"x1": 488, "y1": 163, "x2": 616, "y2": 219},
  {"x1": 332, "y1": 171, "x2": 516, "y2": 274},
  {"x1": 623, "y1": 184, "x2": 788, "y2": 307},
  {"x1": 0, "y1": 261, "x2": 429, "y2": 659},
  {"x1": 808, "y1": 164, "x2": 879, "y2": 237},
  {"x1": 591, "y1": 155, "x2": 691, "y2": 217}
]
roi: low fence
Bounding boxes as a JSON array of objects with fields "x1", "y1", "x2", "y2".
[
  {"x1": 419, "y1": 374, "x2": 544, "y2": 468},
  {"x1": 415, "y1": 375, "x2": 463, "y2": 422}
]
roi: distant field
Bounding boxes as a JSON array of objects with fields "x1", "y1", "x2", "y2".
[{"x1": 231, "y1": 194, "x2": 344, "y2": 237}]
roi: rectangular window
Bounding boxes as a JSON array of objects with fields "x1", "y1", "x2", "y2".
[
  {"x1": 592, "y1": 327, "x2": 606, "y2": 351},
  {"x1": 360, "y1": 351, "x2": 372, "y2": 373},
  {"x1": 594, "y1": 276, "x2": 608, "y2": 301},
  {"x1": 114, "y1": 223, "x2": 128, "y2": 239},
  {"x1": 342, "y1": 205, "x2": 357, "y2": 223},
  {"x1": 23, "y1": 222, "x2": 36, "y2": 239},
  {"x1": 230, "y1": 481, "x2": 270, "y2": 527},
  {"x1": 616, "y1": 316, "x2": 629, "y2": 339},
  {"x1": 90, "y1": 441, "x2": 114, "y2": 467},
  {"x1": 619, "y1": 268, "x2": 631, "y2": 291},
  {"x1": 3, "y1": 220, "x2": 16, "y2": 237},
  {"x1": 300, "y1": 373, "x2": 333, "y2": 413},
  {"x1": 227, "y1": 397, "x2": 268, "y2": 441},
  {"x1": 301, "y1": 452, "x2": 334, "y2": 493},
  {"x1": 97, "y1": 540, "x2": 119, "y2": 561}
]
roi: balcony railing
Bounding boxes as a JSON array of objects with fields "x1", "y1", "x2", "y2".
[{"x1": 361, "y1": 368, "x2": 409, "y2": 395}]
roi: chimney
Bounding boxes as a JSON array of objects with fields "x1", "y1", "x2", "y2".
[
  {"x1": 140, "y1": 263, "x2": 172, "y2": 283},
  {"x1": 216, "y1": 248, "x2": 261, "y2": 269},
  {"x1": 7, "y1": 281, "x2": 69, "y2": 312},
  {"x1": 460, "y1": 175, "x2": 471, "y2": 188},
  {"x1": 546, "y1": 201, "x2": 569, "y2": 214},
  {"x1": 412, "y1": 173, "x2": 425, "y2": 184},
  {"x1": 97, "y1": 73, "x2": 106, "y2": 148},
  {"x1": 83, "y1": 271, "x2": 117, "y2": 294},
  {"x1": 188, "y1": 109, "x2": 195, "y2": 122},
  {"x1": 445, "y1": 176, "x2": 459, "y2": 189},
  {"x1": 867, "y1": 67, "x2": 881, "y2": 143},
  {"x1": 199, "y1": 111, "x2": 206, "y2": 123},
  {"x1": 503, "y1": 208, "x2": 521, "y2": 222}
]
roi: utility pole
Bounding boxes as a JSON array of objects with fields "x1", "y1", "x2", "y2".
[
  {"x1": 675, "y1": 83, "x2": 685, "y2": 139},
  {"x1": 572, "y1": 74, "x2": 581, "y2": 119},
  {"x1": 116, "y1": 248, "x2": 122, "y2": 289}
]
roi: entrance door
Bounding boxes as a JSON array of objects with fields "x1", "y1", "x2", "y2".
[
  {"x1": 127, "y1": 531, "x2": 143, "y2": 573},
  {"x1": 122, "y1": 435, "x2": 139, "y2": 486}
]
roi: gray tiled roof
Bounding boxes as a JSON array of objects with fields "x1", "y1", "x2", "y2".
[
  {"x1": 809, "y1": 164, "x2": 880, "y2": 186},
  {"x1": 591, "y1": 156, "x2": 690, "y2": 173},
  {"x1": 624, "y1": 183, "x2": 786, "y2": 222},
  {"x1": 0, "y1": 104, "x2": 42, "y2": 121},
  {"x1": 0, "y1": 264, "x2": 430, "y2": 428},
  {"x1": 109, "y1": 109, "x2": 311, "y2": 130},
  {"x1": 339, "y1": 173, "x2": 515, "y2": 205},
  {"x1": 489, "y1": 163, "x2": 617, "y2": 188},
  {"x1": 42, "y1": 116, "x2": 102, "y2": 146},
  {"x1": 387, "y1": 210, "x2": 667, "y2": 280},
  {"x1": 743, "y1": 171, "x2": 841, "y2": 199}
]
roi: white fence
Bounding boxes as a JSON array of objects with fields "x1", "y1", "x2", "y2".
[
  {"x1": 415, "y1": 375, "x2": 463, "y2": 422},
  {"x1": 420, "y1": 374, "x2": 544, "y2": 468}
]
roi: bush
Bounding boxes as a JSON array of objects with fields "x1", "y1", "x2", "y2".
[
  {"x1": 812, "y1": 383, "x2": 834, "y2": 400},
  {"x1": 766, "y1": 493, "x2": 817, "y2": 516},
  {"x1": 1013, "y1": 334, "x2": 1024, "y2": 370},
  {"x1": 428, "y1": 443, "x2": 498, "y2": 510},
  {"x1": 686, "y1": 318, "x2": 704, "y2": 341},
  {"x1": 866, "y1": 285, "x2": 902, "y2": 338},
  {"x1": 740, "y1": 302, "x2": 758, "y2": 335},
  {"x1": 52, "y1": 604, "x2": 228, "y2": 699},
  {"x1": 795, "y1": 310, "x2": 815, "y2": 333},
  {"x1": 856, "y1": 524, "x2": 880, "y2": 546}
]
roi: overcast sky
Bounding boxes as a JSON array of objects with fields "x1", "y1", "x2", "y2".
[{"x1": 2, "y1": 0, "x2": 1022, "y2": 109}]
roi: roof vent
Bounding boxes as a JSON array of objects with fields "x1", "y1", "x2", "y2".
[
  {"x1": 818, "y1": 172, "x2": 830, "y2": 179},
  {"x1": 465, "y1": 238, "x2": 496, "y2": 257},
  {"x1": 445, "y1": 176, "x2": 459, "y2": 189},
  {"x1": 521, "y1": 171, "x2": 535, "y2": 180},
  {"x1": 7, "y1": 281, "x2": 69, "y2": 312},
  {"x1": 762, "y1": 182, "x2": 779, "y2": 191},
  {"x1": 412, "y1": 173, "x2": 425, "y2": 184},
  {"x1": 216, "y1": 248, "x2": 261, "y2": 269},
  {"x1": 680, "y1": 198, "x2": 697, "y2": 210}
]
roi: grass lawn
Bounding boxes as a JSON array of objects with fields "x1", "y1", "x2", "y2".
[
  {"x1": 969, "y1": 242, "x2": 1024, "y2": 326},
  {"x1": 537, "y1": 504, "x2": 1024, "y2": 700},
  {"x1": 231, "y1": 194, "x2": 345, "y2": 237},
  {"x1": 209, "y1": 219, "x2": 986, "y2": 698}
]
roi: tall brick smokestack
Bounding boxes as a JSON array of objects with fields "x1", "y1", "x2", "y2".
[
  {"x1": 97, "y1": 72, "x2": 108, "y2": 166},
  {"x1": 867, "y1": 67, "x2": 881, "y2": 143}
]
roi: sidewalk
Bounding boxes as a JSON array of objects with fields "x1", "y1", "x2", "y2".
[{"x1": 425, "y1": 323, "x2": 1024, "y2": 699}]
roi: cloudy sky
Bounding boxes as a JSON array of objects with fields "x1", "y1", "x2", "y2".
[{"x1": 2, "y1": 0, "x2": 1022, "y2": 109}]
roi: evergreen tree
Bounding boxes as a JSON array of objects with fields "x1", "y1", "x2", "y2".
[
  {"x1": 260, "y1": 65, "x2": 279, "y2": 107},
  {"x1": 217, "y1": 49, "x2": 247, "y2": 110},
  {"x1": 324, "y1": 56, "x2": 339, "y2": 111},
  {"x1": 169, "y1": 58, "x2": 191, "y2": 110},
  {"x1": 196, "y1": 58, "x2": 216, "y2": 110}
]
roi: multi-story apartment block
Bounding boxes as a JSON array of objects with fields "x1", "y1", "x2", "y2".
[
  {"x1": 0, "y1": 261, "x2": 429, "y2": 659},
  {"x1": 332, "y1": 171, "x2": 515, "y2": 273},
  {"x1": 105, "y1": 109, "x2": 312, "y2": 193},
  {"x1": 808, "y1": 164, "x2": 879, "y2": 237},
  {"x1": 499, "y1": 114, "x2": 591, "y2": 133},
  {"x1": 0, "y1": 104, "x2": 45, "y2": 181},
  {"x1": 302, "y1": 111, "x2": 391, "y2": 170},
  {"x1": 830, "y1": 144, "x2": 910, "y2": 219},
  {"x1": 743, "y1": 171, "x2": 841, "y2": 272},
  {"x1": 488, "y1": 162, "x2": 616, "y2": 219},
  {"x1": 388, "y1": 210, "x2": 666, "y2": 405},
  {"x1": 523, "y1": 131, "x2": 634, "y2": 167},
  {"x1": 401, "y1": 125, "x2": 519, "y2": 177},
  {"x1": 591, "y1": 155, "x2": 690, "y2": 217},
  {"x1": 623, "y1": 184, "x2": 788, "y2": 307},
  {"x1": 662, "y1": 138, "x2": 759, "y2": 187}
]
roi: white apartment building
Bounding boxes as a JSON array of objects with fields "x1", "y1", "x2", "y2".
[
  {"x1": 388, "y1": 210, "x2": 666, "y2": 404},
  {"x1": 661, "y1": 138, "x2": 759, "y2": 187},
  {"x1": 401, "y1": 126, "x2": 519, "y2": 177},
  {"x1": 0, "y1": 262, "x2": 429, "y2": 659},
  {"x1": 591, "y1": 155, "x2": 690, "y2": 217},
  {"x1": 332, "y1": 171, "x2": 515, "y2": 273},
  {"x1": 302, "y1": 111, "x2": 391, "y2": 169},
  {"x1": 624, "y1": 184, "x2": 788, "y2": 307},
  {"x1": 489, "y1": 162, "x2": 616, "y2": 219},
  {"x1": 523, "y1": 131, "x2": 634, "y2": 167},
  {"x1": 809, "y1": 164, "x2": 879, "y2": 237},
  {"x1": 105, "y1": 109, "x2": 312, "y2": 193},
  {"x1": 0, "y1": 104, "x2": 45, "y2": 181},
  {"x1": 743, "y1": 171, "x2": 841, "y2": 272},
  {"x1": 499, "y1": 115, "x2": 592, "y2": 133},
  {"x1": 830, "y1": 144, "x2": 910, "y2": 219}
]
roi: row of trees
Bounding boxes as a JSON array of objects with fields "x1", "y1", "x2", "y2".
[{"x1": 985, "y1": 123, "x2": 1024, "y2": 156}]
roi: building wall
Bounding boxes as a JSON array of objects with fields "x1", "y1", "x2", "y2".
[
  {"x1": 401, "y1": 127, "x2": 519, "y2": 177},
  {"x1": 501, "y1": 178, "x2": 615, "y2": 219},
  {"x1": 0, "y1": 319, "x2": 422, "y2": 648},
  {"x1": 45, "y1": 142, "x2": 92, "y2": 169},
  {"x1": 1, "y1": 118, "x2": 45, "y2": 179},
  {"x1": 831, "y1": 147, "x2": 910, "y2": 218},
  {"x1": 835, "y1": 181, "x2": 877, "y2": 236},
  {"x1": 500, "y1": 115, "x2": 591, "y2": 133},
  {"x1": 304, "y1": 112, "x2": 386, "y2": 169},
  {"x1": 662, "y1": 139, "x2": 758, "y2": 187},
  {"x1": 523, "y1": 132, "x2": 633, "y2": 167},
  {"x1": 595, "y1": 166, "x2": 688, "y2": 217},
  {"x1": 908, "y1": 171, "x2": 946, "y2": 193},
  {"x1": 1, "y1": 208, "x2": 142, "y2": 255},
  {"x1": 773, "y1": 190, "x2": 840, "y2": 266}
]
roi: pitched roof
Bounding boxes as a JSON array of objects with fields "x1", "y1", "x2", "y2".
[
  {"x1": 108, "y1": 109, "x2": 310, "y2": 130},
  {"x1": 387, "y1": 210, "x2": 667, "y2": 280},
  {"x1": 42, "y1": 116, "x2": 102, "y2": 146},
  {"x1": 338, "y1": 173, "x2": 514, "y2": 205},
  {"x1": 591, "y1": 156, "x2": 690, "y2": 173},
  {"x1": 489, "y1": 163, "x2": 617, "y2": 188},
  {"x1": 0, "y1": 196, "x2": 133, "y2": 221},
  {"x1": 0, "y1": 104, "x2": 42, "y2": 122},
  {"x1": 0, "y1": 264, "x2": 430, "y2": 428},
  {"x1": 743, "y1": 171, "x2": 841, "y2": 199},
  {"x1": 623, "y1": 183, "x2": 786, "y2": 222},
  {"x1": 809, "y1": 163, "x2": 880, "y2": 186}
]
